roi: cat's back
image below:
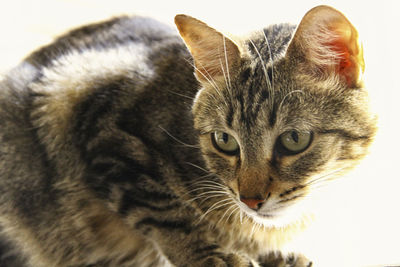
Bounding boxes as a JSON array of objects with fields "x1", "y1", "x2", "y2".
[{"x1": 26, "y1": 16, "x2": 180, "y2": 68}]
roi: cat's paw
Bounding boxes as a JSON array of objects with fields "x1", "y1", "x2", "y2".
[
  {"x1": 199, "y1": 253, "x2": 260, "y2": 267},
  {"x1": 258, "y1": 253, "x2": 312, "y2": 267},
  {"x1": 284, "y1": 254, "x2": 312, "y2": 267}
]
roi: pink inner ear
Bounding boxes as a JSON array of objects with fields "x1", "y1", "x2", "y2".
[{"x1": 328, "y1": 38, "x2": 355, "y2": 86}]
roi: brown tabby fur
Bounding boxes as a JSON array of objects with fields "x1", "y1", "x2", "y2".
[{"x1": 0, "y1": 6, "x2": 376, "y2": 267}]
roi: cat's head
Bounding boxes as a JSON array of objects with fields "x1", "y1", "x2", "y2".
[{"x1": 175, "y1": 6, "x2": 376, "y2": 227}]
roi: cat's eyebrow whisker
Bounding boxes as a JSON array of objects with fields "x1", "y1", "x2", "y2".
[
  {"x1": 217, "y1": 56, "x2": 232, "y2": 110},
  {"x1": 248, "y1": 39, "x2": 272, "y2": 92},
  {"x1": 262, "y1": 29, "x2": 275, "y2": 103},
  {"x1": 187, "y1": 58, "x2": 226, "y2": 105},
  {"x1": 221, "y1": 36, "x2": 235, "y2": 103},
  {"x1": 277, "y1": 90, "x2": 305, "y2": 113},
  {"x1": 184, "y1": 58, "x2": 222, "y2": 96},
  {"x1": 185, "y1": 56, "x2": 229, "y2": 116},
  {"x1": 223, "y1": 36, "x2": 232, "y2": 89},
  {"x1": 158, "y1": 125, "x2": 200, "y2": 149}
]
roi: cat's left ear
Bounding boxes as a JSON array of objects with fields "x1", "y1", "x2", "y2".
[
  {"x1": 287, "y1": 5, "x2": 364, "y2": 88},
  {"x1": 175, "y1": 15, "x2": 241, "y2": 84}
]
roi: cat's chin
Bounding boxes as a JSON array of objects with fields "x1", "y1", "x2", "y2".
[{"x1": 241, "y1": 202, "x2": 310, "y2": 228}]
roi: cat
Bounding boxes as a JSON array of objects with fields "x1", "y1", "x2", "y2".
[{"x1": 0, "y1": 5, "x2": 376, "y2": 267}]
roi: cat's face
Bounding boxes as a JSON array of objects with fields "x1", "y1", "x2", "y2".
[{"x1": 176, "y1": 6, "x2": 376, "y2": 227}]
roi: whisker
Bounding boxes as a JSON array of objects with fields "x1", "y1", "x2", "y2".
[
  {"x1": 218, "y1": 57, "x2": 232, "y2": 109},
  {"x1": 186, "y1": 184, "x2": 227, "y2": 194},
  {"x1": 222, "y1": 36, "x2": 234, "y2": 101},
  {"x1": 304, "y1": 167, "x2": 345, "y2": 187},
  {"x1": 251, "y1": 223, "x2": 257, "y2": 236},
  {"x1": 185, "y1": 162, "x2": 211, "y2": 174},
  {"x1": 158, "y1": 125, "x2": 200, "y2": 148},
  {"x1": 262, "y1": 29, "x2": 275, "y2": 103},
  {"x1": 248, "y1": 39, "x2": 271, "y2": 91},
  {"x1": 223, "y1": 36, "x2": 232, "y2": 88},
  {"x1": 198, "y1": 197, "x2": 233, "y2": 223},
  {"x1": 187, "y1": 190, "x2": 229, "y2": 204},
  {"x1": 186, "y1": 179, "x2": 225, "y2": 188},
  {"x1": 186, "y1": 58, "x2": 229, "y2": 109},
  {"x1": 184, "y1": 58, "x2": 220, "y2": 92},
  {"x1": 217, "y1": 201, "x2": 238, "y2": 225},
  {"x1": 226, "y1": 206, "x2": 240, "y2": 225},
  {"x1": 189, "y1": 179, "x2": 225, "y2": 187},
  {"x1": 166, "y1": 89, "x2": 194, "y2": 100},
  {"x1": 188, "y1": 189, "x2": 228, "y2": 199},
  {"x1": 277, "y1": 90, "x2": 304, "y2": 114},
  {"x1": 185, "y1": 185, "x2": 227, "y2": 195},
  {"x1": 239, "y1": 209, "x2": 244, "y2": 224}
]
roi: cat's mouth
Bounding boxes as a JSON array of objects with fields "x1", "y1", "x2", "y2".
[
  {"x1": 237, "y1": 196, "x2": 308, "y2": 227},
  {"x1": 246, "y1": 206, "x2": 284, "y2": 219},
  {"x1": 257, "y1": 212, "x2": 276, "y2": 219}
]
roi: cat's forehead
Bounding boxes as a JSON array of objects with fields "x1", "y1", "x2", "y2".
[{"x1": 228, "y1": 59, "x2": 333, "y2": 137}]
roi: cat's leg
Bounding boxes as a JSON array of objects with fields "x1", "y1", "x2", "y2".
[
  {"x1": 258, "y1": 252, "x2": 312, "y2": 267},
  {"x1": 134, "y1": 219, "x2": 260, "y2": 267}
]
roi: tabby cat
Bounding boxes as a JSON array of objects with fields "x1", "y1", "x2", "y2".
[{"x1": 0, "y1": 5, "x2": 376, "y2": 267}]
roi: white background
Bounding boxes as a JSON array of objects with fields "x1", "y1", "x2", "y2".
[{"x1": 0, "y1": 1, "x2": 399, "y2": 266}]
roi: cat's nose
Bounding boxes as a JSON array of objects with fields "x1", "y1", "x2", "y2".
[{"x1": 240, "y1": 197, "x2": 265, "y2": 211}]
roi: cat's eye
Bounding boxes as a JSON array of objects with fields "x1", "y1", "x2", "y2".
[
  {"x1": 211, "y1": 131, "x2": 239, "y2": 155},
  {"x1": 278, "y1": 130, "x2": 313, "y2": 155}
]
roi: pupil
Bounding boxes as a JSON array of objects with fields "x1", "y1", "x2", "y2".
[
  {"x1": 222, "y1": 133, "x2": 229, "y2": 144},
  {"x1": 291, "y1": 131, "x2": 299, "y2": 143}
]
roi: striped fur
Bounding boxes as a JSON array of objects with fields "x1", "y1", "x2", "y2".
[{"x1": 0, "y1": 6, "x2": 375, "y2": 267}]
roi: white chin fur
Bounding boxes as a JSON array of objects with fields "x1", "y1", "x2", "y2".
[{"x1": 241, "y1": 198, "x2": 312, "y2": 228}]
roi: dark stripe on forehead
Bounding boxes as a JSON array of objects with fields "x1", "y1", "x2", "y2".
[
  {"x1": 226, "y1": 106, "x2": 234, "y2": 127},
  {"x1": 269, "y1": 104, "x2": 277, "y2": 127},
  {"x1": 246, "y1": 64, "x2": 264, "y2": 103},
  {"x1": 267, "y1": 67, "x2": 273, "y2": 85},
  {"x1": 240, "y1": 67, "x2": 251, "y2": 84},
  {"x1": 236, "y1": 93, "x2": 246, "y2": 125},
  {"x1": 253, "y1": 89, "x2": 270, "y2": 120}
]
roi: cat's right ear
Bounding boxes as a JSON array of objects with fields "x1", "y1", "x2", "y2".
[{"x1": 175, "y1": 15, "x2": 241, "y2": 84}]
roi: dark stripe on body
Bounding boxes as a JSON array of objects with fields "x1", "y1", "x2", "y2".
[
  {"x1": 136, "y1": 217, "x2": 192, "y2": 235},
  {"x1": 74, "y1": 81, "x2": 123, "y2": 147},
  {"x1": 118, "y1": 191, "x2": 179, "y2": 215}
]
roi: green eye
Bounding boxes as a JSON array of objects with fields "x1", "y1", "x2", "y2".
[
  {"x1": 278, "y1": 130, "x2": 313, "y2": 155},
  {"x1": 211, "y1": 131, "x2": 239, "y2": 155}
]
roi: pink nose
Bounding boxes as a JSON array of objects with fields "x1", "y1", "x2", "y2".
[{"x1": 240, "y1": 197, "x2": 265, "y2": 210}]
